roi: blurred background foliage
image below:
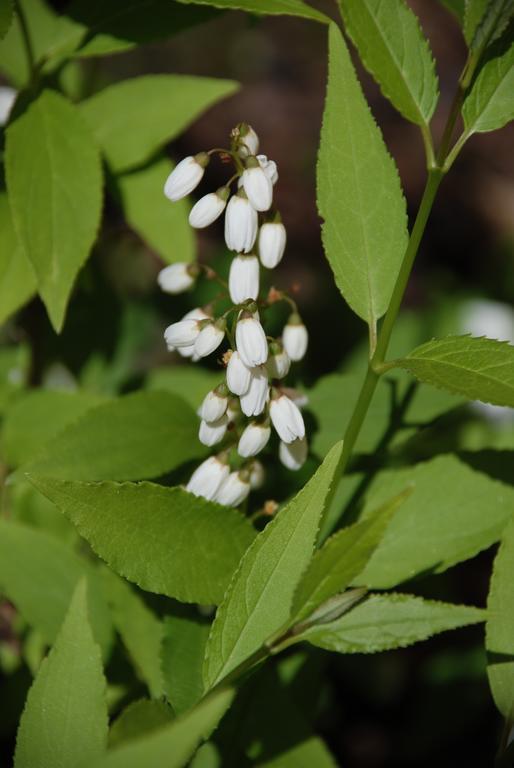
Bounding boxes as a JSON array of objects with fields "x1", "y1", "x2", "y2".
[{"x1": 0, "y1": 1, "x2": 513, "y2": 765}]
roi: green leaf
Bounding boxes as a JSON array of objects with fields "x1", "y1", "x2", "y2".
[
  {"x1": 115, "y1": 156, "x2": 194, "y2": 264},
  {"x1": 24, "y1": 390, "x2": 205, "y2": 481},
  {"x1": 11, "y1": 479, "x2": 79, "y2": 544},
  {"x1": 102, "y1": 570, "x2": 163, "y2": 698},
  {"x1": 0, "y1": 520, "x2": 113, "y2": 657},
  {"x1": 0, "y1": 191, "x2": 36, "y2": 327},
  {"x1": 109, "y1": 700, "x2": 174, "y2": 748},
  {"x1": 391, "y1": 335, "x2": 514, "y2": 407},
  {"x1": 6, "y1": 89, "x2": 102, "y2": 331},
  {"x1": 0, "y1": 0, "x2": 13, "y2": 40},
  {"x1": 462, "y1": 41, "x2": 514, "y2": 133},
  {"x1": 14, "y1": 579, "x2": 108, "y2": 768},
  {"x1": 486, "y1": 518, "x2": 514, "y2": 718},
  {"x1": 300, "y1": 593, "x2": 486, "y2": 653},
  {"x1": 464, "y1": 0, "x2": 489, "y2": 42},
  {"x1": 0, "y1": 343, "x2": 30, "y2": 414},
  {"x1": 338, "y1": 0, "x2": 439, "y2": 125},
  {"x1": 146, "y1": 366, "x2": 223, "y2": 411},
  {"x1": 88, "y1": 687, "x2": 233, "y2": 768},
  {"x1": 203, "y1": 441, "x2": 344, "y2": 690},
  {"x1": 162, "y1": 614, "x2": 211, "y2": 714},
  {"x1": 439, "y1": 0, "x2": 466, "y2": 23},
  {"x1": 290, "y1": 489, "x2": 410, "y2": 624},
  {"x1": 317, "y1": 24, "x2": 408, "y2": 327},
  {"x1": 29, "y1": 478, "x2": 256, "y2": 605},
  {"x1": 260, "y1": 739, "x2": 338, "y2": 767},
  {"x1": 81, "y1": 75, "x2": 239, "y2": 173},
  {"x1": 175, "y1": 0, "x2": 329, "y2": 24},
  {"x1": 466, "y1": 0, "x2": 514, "y2": 51},
  {"x1": 356, "y1": 454, "x2": 514, "y2": 588},
  {"x1": 1, "y1": 389, "x2": 105, "y2": 466}
]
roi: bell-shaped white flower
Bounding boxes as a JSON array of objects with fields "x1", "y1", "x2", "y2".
[
  {"x1": 242, "y1": 157, "x2": 273, "y2": 212},
  {"x1": 215, "y1": 470, "x2": 251, "y2": 507},
  {"x1": 194, "y1": 319, "x2": 226, "y2": 358},
  {"x1": 186, "y1": 454, "x2": 229, "y2": 500},
  {"x1": 157, "y1": 262, "x2": 198, "y2": 294},
  {"x1": 0, "y1": 86, "x2": 17, "y2": 126},
  {"x1": 257, "y1": 154, "x2": 278, "y2": 185},
  {"x1": 189, "y1": 187, "x2": 229, "y2": 228},
  {"x1": 164, "y1": 319, "x2": 201, "y2": 349},
  {"x1": 267, "y1": 342, "x2": 290, "y2": 379},
  {"x1": 164, "y1": 153, "x2": 209, "y2": 201},
  {"x1": 237, "y1": 123, "x2": 259, "y2": 158},
  {"x1": 279, "y1": 436, "x2": 308, "y2": 471},
  {"x1": 226, "y1": 350, "x2": 251, "y2": 395},
  {"x1": 240, "y1": 365, "x2": 269, "y2": 417},
  {"x1": 259, "y1": 220, "x2": 286, "y2": 269},
  {"x1": 199, "y1": 384, "x2": 229, "y2": 422},
  {"x1": 282, "y1": 314, "x2": 308, "y2": 362},
  {"x1": 238, "y1": 420, "x2": 271, "y2": 457},
  {"x1": 229, "y1": 254, "x2": 260, "y2": 304},
  {"x1": 269, "y1": 390, "x2": 305, "y2": 443},
  {"x1": 224, "y1": 191, "x2": 258, "y2": 253},
  {"x1": 198, "y1": 414, "x2": 228, "y2": 446},
  {"x1": 249, "y1": 459, "x2": 265, "y2": 489},
  {"x1": 236, "y1": 311, "x2": 268, "y2": 367}
]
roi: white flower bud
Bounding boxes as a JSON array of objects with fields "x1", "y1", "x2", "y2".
[
  {"x1": 249, "y1": 460, "x2": 265, "y2": 489},
  {"x1": 194, "y1": 319, "x2": 226, "y2": 358},
  {"x1": 164, "y1": 319, "x2": 200, "y2": 349},
  {"x1": 189, "y1": 188, "x2": 229, "y2": 228},
  {"x1": 279, "y1": 437, "x2": 308, "y2": 471},
  {"x1": 238, "y1": 421, "x2": 271, "y2": 457},
  {"x1": 186, "y1": 455, "x2": 229, "y2": 500},
  {"x1": 242, "y1": 160, "x2": 273, "y2": 212},
  {"x1": 267, "y1": 343, "x2": 290, "y2": 379},
  {"x1": 257, "y1": 154, "x2": 278, "y2": 185},
  {"x1": 199, "y1": 385, "x2": 229, "y2": 422},
  {"x1": 270, "y1": 391, "x2": 305, "y2": 443},
  {"x1": 237, "y1": 123, "x2": 259, "y2": 158},
  {"x1": 226, "y1": 350, "x2": 251, "y2": 395},
  {"x1": 259, "y1": 221, "x2": 286, "y2": 269},
  {"x1": 157, "y1": 262, "x2": 197, "y2": 294},
  {"x1": 215, "y1": 470, "x2": 251, "y2": 507},
  {"x1": 236, "y1": 312, "x2": 268, "y2": 367},
  {"x1": 198, "y1": 414, "x2": 228, "y2": 446},
  {"x1": 240, "y1": 365, "x2": 269, "y2": 417},
  {"x1": 224, "y1": 193, "x2": 258, "y2": 253},
  {"x1": 164, "y1": 154, "x2": 209, "y2": 201},
  {"x1": 229, "y1": 254, "x2": 260, "y2": 304},
  {"x1": 0, "y1": 86, "x2": 16, "y2": 126},
  {"x1": 282, "y1": 314, "x2": 308, "y2": 362}
]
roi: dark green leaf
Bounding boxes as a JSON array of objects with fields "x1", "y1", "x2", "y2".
[
  {"x1": 467, "y1": 0, "x2": 514, "y2": 51},
  {"x1": 146, "y1": 366, "x2": 223, "y2": 411},
  {"x1": 14, "y1": 579, "x2": 108, "y2": 768},
  {"x1": 0, "y1": 191, "x2": 36, "y2": 327},
  {"x1": 462, "y1": 41, "x2": 514, "y2": 133},
  {"x1": 29, "y1": 478, "x2": 256, "y2": 605},
  {"x1": 109, "y1": 700, "x2": 173, "y2": 748},
  {"x1": 175, "y1": 0, "x2": 329, "y2": 23},
  {"x1": 318, "y1": 24, "x2": 408, "y2": 327},
  {"x1": 162, "y1": 614, "x2": 211, "y2": 714},
  {"x1": 0, "y1": 0, "x2": 13, "y2": 40},
  {"x1": 6, "y1": 89, "x2": 102, "y2": 331},
  {"x1": 464, "y1": 0, "x2": 489, "y2": 42}
]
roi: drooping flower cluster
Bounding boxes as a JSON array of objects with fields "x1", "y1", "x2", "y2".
[{"x1": 160, "y1": 123, "x2": 309, "y2": 507}]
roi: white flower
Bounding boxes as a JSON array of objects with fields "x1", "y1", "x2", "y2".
[
  {"x1": 259, "y1": 221, "x2": 286, "y2": 269},
  {"x1": 186, "y1": 455, "x2": 229, "y2": 500},
  {"x1": 269, "y1": 391, "x2": 305, "y2": 443},
  {"x1": 224, "y1": 193, "x2": 258, "y2": 253},
  {"x1": 226, "y1": 398, "x2": 240, "y2": 423},
  {"x1": 257, "y1": 154, "x2": 278, "y2": 185},
  {"x1": 238, "y1": 421, "x2": 271, "y2": 457},
  {"x1": 164, "y1": 153, "x2": 209, "y2": 201},
  {"x1": 199, "y1": 386, "x2": 228, "y2": 422},
  {"x1": 282, "y1": 315, "x2": 308, "y2": 361},
  {"x1": 198, "y1": 415, "x2": 228, "y2": 446},
  {"x1": 0, "y1": 86, "x2": 16, "y2": 126},
  {"x1": 242, "y1": 160, "x2": 273, "y2": 212},
  {"x1": 226, "y1": 350, "x2": 251, "y2": 395},
  {"x1": 215, "y1": 471, "x2": 250, "y2": 507},
  {"x1": 237, "y1": 123, "x2": 259, "y2": 158},
  {"x1": 194, "y1": 319, "x2": 226, "y2": 358},
  {"x1": 157, "y1": 262, "x2": 197, "y2": 294},
  {"x1": 164, "y1": 319, "x2": 200, "y2": 349},
  {"x1": 236, "y1": 312, "x2": 268, "y2": 367},
  {"x1": 189, "y1": 188, "x2": 229, "y2": 228},
  {"x1": 229, "y1": 254, "x2": 260, "y2": 304},
  {"x1": 240, "y1": 365, "x2": 269, "y2": 417},
  {"x1": 279, "y1": 437, "x2": 308, "y2": 471},
  {"x1": 267, "y1": 344, "x2": 290, "y2": 379},
  {"x1": 170, "y1": 308, "x2": 210, "y2": 359},
  {"x1": 249, "y1": 460, "x2": 265, "y2": 489}
]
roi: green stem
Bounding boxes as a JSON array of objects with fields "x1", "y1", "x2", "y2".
[{"x1": 15, "y1": 0, "x2": 36, "y2": 83}]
